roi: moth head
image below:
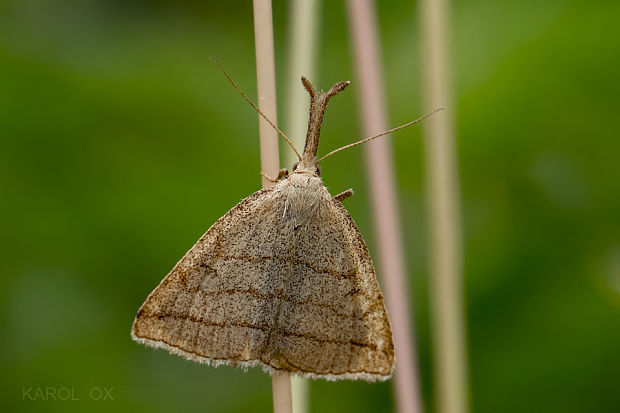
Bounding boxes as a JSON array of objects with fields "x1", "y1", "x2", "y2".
[{"x1": 292, "y1": 161, "x2": 321, "y2": 177}]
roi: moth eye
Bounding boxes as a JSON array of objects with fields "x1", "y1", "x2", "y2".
[
  {"x1": 292, "y1": 162, "x2": 298, "y2": 171},
  {"x1": 315, "y1": 166, "x2": 321, "y2": 176}
]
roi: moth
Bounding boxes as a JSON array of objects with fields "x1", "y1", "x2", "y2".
[{"x1": 131, "y1": 72, "x2": 439, "y2": 381}]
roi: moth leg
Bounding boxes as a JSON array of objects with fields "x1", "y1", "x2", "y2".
[
  {"x1": 333, "y1": 188, "x2": 354, "y2": 202},
  {"x1": 261, "y1": 168, "x2": 289, "y2": 183}
]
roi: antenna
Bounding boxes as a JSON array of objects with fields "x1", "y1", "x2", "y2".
[
  {"x1": 316, "y1": 107, "x2": 444, "y2": 163},
  {"x1": 210, "y1": 57, "x2": 302, "y2": 161}
]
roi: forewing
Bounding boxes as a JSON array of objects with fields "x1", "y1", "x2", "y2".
[
  {"x1": 131, "y1": 186, "x2": 294, "y2": 366},
  {"x1": 265, "y1": 196, "x2": 394, "y2": 381}
]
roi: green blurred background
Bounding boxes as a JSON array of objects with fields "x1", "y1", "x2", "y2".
[{"x1": 2, "y1": 0, "x2": 619, "y2": 412}]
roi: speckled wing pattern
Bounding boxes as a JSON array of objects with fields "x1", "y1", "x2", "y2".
[{"x1": 131, "y1": 183, "x2": 394, "y2": 381}]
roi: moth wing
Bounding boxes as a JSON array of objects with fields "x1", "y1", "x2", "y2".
[
  {"x1": 266, "y1": 196, "x2": 394, "y2": 381},
  {"x1": 131, "y1": 186, "x2": 294, "y2": 369},
  {"x1": 132, "y1": 182, "x2": 394, "y2": 381}
]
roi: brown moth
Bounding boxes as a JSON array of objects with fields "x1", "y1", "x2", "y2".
[{"x1": 131, "y1": 75, "x2": 438, "y2": 381}]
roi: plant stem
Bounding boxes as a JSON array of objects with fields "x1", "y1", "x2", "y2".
[
  {"x1": 272, "y1": 371, "x2": 293, "y2": 413},
  {"x1": 253, "y1": 0, "x2": 281, "y2": 189},
  {"x1": 420, "y1": 0, "x2": 468, "y2": 411},
  {"x1": 253, "y1": 1, "x2": 292, "y2": 412},
  {"x1": 346, "y1": 1, "x2": 424, "y2": 412}
]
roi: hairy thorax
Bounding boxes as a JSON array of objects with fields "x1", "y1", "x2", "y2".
[{"x1": 276, "y1": 172, "x2": 330, "y2": 228}]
